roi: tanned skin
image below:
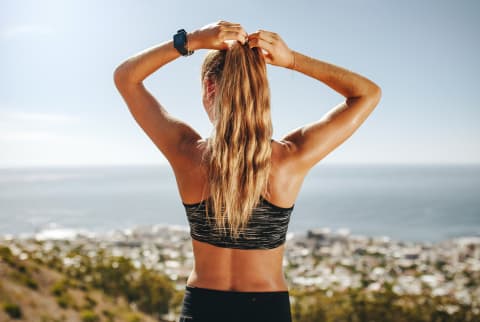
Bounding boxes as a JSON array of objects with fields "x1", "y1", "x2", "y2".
[{"x1": 114, "y1": 20, "x2": 381, "y2": 291}]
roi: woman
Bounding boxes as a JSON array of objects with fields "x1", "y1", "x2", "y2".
[{"x1": 114, "y1": 20, "x2": 381, "y2": 322}]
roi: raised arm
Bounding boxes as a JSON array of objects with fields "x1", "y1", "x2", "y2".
[
  {"x1": 113, "y1": 34, "x2": 201, "y2": 173},
  {"x1": 248, "y1": 30, "x2": 382, "y2": 175},
  {"x1": 113, "y1": 20, "x2": 248, "y2": 172}
]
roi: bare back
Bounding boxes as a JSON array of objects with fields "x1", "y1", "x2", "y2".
[{"x1": 175, "y1": 138, "x2": 306, "y2": 292}]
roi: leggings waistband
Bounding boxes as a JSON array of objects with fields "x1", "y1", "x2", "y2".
[{"x1": 185, "y1": 285, "x2": 290, "y2": 295}]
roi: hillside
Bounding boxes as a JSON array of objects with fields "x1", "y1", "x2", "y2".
[
  {"x1": 1, "y1": 233, "x2": 479, "y2": 322},
  {"x1": 0, "y1": 244, "x2": 176, "y2": 322}
]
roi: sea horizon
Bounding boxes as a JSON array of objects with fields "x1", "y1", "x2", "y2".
[{"x1": 1, "y1": 163, "x2": 479, "y2": 242}]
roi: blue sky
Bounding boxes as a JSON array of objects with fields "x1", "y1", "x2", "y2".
[{"x1": 1, "y1": 0, "x2": 479, "y2": 167}]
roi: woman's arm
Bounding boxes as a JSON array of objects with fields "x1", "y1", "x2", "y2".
[
  {"x1": 247, "y1": 30, "x2": 380, "y2": 98},
  {"x1": 114, "y1": 34, "x2": 197, "y2": 85},
  {"x1": 113, "y1": 39, "x2": 201, "y2": 172},
  {"x1": 291, "y1": 50, "x2": 381, "y2": 100},
  {"x1": 113, "y1": 21, "x2": 247, "y2": 172},
  {"x1": 114, "y1": 21, "x2": 247, "y2": 84},
  {"x1": 248, "y1": 30, "x2": 382, "y2": 174}
]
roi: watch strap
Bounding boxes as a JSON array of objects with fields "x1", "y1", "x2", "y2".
[{"x1": 174, "y1": 29, "x2": 194, "y2": 56}]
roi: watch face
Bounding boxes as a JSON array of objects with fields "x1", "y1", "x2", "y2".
[
  {"x1": 174, "y1": 29, "x2": 192, "y2": 56},
  {"x1": 174, "y1": 32, "x2": 186, "y2": 48}
]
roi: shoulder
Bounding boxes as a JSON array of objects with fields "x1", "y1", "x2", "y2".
[{"x1": 271, "y1": 138, "x2": 301, "y2": 172}]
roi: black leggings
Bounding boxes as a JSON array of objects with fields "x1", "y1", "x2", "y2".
[{"x1": 179, "y1": 285, "x2": 293, "y2": 322}]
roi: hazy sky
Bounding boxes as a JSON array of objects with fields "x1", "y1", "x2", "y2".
[{"x1": 1, "y1": 0, "x2": 479, "y2": 167}]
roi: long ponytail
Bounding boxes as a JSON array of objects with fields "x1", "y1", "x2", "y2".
[{"x1": 200, "y1": 42, "x2": 273, "y2": 240}]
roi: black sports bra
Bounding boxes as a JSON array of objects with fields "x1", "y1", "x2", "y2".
[{"x1": 182, "y1": 195, "x2": 294, "y2": 250}]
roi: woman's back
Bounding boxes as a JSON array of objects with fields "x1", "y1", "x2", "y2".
[{"x1": 178, "y1": 138, "x2": 305, "y2": 292}]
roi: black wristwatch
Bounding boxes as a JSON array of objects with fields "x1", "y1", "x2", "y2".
[{"x1": 173, "y1": 29, "x2": 194, "y2": 56}]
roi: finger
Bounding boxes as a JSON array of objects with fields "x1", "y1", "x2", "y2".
[
  {"x1": 257, "y1": 29, "x2": 276, "y2": 40},
  {"x1": 219, "y1": 20, "x2": 241, "y2": 27},
  {"x1": 249, "y1": 37, "x2": 274, "y2": 49},
  {"x1": 221, "y1": 30, "x2": 248, "y2": 44},
  {"x1": 222, "y1": 25, "x2": 248, "y2": 38},
  {"x1": 248, "y1": 38, "x2": 274, "y2": 52},
  {"x1": 248, "y1": 30, "x2": 275, "y2": 44}
]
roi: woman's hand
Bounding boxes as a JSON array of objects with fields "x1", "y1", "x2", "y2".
[
  {"x1": 188, "y1": 20, "x2": 248, "y2": 51},
  {"x1": 247, "y1": 30, "x2": 294, "y2": 69}
]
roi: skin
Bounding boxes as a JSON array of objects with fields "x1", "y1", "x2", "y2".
[{"x1": 113, "y1": 20, "x2": 382, "y2": 292}]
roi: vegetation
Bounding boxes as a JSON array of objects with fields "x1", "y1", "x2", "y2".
[
  {"x1": 80, "y1": 310, "x2": 100, "y2": 322},
  {"x1": 289, "y1": 285, "x2": 480, "y2": 322},
  {"x1": 0, "y1": 242, "x2": 162, "y2": 322},
  {"x1": 3, "y1": 302, "x2": 23, "y2": 319},
  {"x1": 1, "y1": 241, "x2": 478, "y2": 322}
]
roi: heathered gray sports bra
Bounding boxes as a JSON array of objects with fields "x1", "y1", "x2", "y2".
[{"x1": 182, "y1": 195, "x2": 294, "y2": 250}]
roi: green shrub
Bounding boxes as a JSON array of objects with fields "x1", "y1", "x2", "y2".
[
  {"x1": 10, "y1": 271, "x2": 38, "y2": 290},
  {"x1": 56, "y1": 295, "x2": 69, "y2": 309},
  {"x1": 25, "y1": 276, "x2": 38, "y2": 289},
  {"x1": 127, "y1": 267, "x2": 176, "y2": 315},
  {"x1": 56, "y1": 293, "x2": 75, "y2": 309},
  {"x1": 51, "y1": 278, "x2": 69, "y2": 296},
  {"x1": 80, "y1": 310, "x2": 100, "y2": 322},
  {"x1": 3, "y1": 302, "x2": 22, "y2": 319},
  {"x1": 83, "y1": 294, "x2": 97, "y2": 309},
  {"x1": 17, "y1": 263, "x2": 27, "y2": 273},
  {"x1": 125, "y1": 312, "x2": 142, "y2": 322},
  {"x1": 40, "y1": 314, "x2": 61, "y2": 322},
  {"x1": 102, "y1": 309, "x2": 115, "y2": 321},
  {"x1": 0, "y1": 246, "x2": 15, "y2": 266}
]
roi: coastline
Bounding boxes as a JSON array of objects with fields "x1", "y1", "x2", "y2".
[{"x1": 1, "y1": 223, "x2": 479, "y2": 307}]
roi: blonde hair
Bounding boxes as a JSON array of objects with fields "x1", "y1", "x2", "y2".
[{"x1": 200, "y1": 42, "x2": 273, "y2": 240}]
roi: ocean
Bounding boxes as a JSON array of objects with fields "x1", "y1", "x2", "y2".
[{"x1": 0, "y1": 164, "x2": 479, "y2": 242}]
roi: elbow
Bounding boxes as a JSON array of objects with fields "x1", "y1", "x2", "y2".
[
  {"x1": 366, "y1": 83, "x2": 382, "y2": 106},
  {"x1": 114, "y1": 66, "x2": 143, "y2": 88},
  {"x1": 113, "y1": 62, "x2": 136, "y2": 89},
  {"x1": 373, "y1": 85, "x2": 382, "y2": 103},
  {"x1": 349, "y1": 81, "x2": 382, "y2": 105},
  {"x1": 113, "y1": 65, "x2": 128, "y2": 88}
]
